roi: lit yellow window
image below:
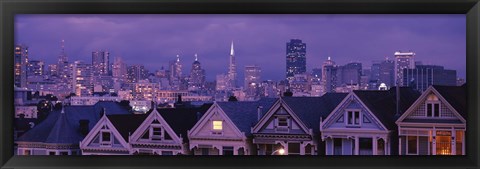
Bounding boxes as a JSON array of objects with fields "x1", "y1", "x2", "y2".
[{"x1": 213, "y1": 121, "x2": 223, "y2": 130}]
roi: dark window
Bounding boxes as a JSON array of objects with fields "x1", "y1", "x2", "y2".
[
  {"x1": 334, "y1": 138, "x2": 342, "y2": 155},
  {"x1": 59, "y1": 152, "x2": 69, "y2": 155},
  {"x1": 434, "y1": 104, "x2": 440, "y2": 117},
  {"x1": 347, "y1": 111, "x2": 360, "y2": 126},
  {"x1": 152, "y1": 127, "x2": 162, "y2": 140},
  {"x1": 288, "y1": 143, "x2": 300, "y2": 155},
  {"x1": 407, "y1": 136, "x2": 417, "y2": 154},
  {"x1": 201, "y1": 148, "x2": 209, "y2": 155},
  {"x1": 427, "y1": 104, "x2": 433, "y2": 117},
  {"x1": 278, "y1": 117, "x2": 288, "y2": 127},
  {"x1": 162, "y1": 151, "x2": 173, "y2": 155},
  {"x1": 101, "y1": 132, "x2": 110, "y2": 142},
  {"x1": 141, "y1": 130, "x2": 149, "y2": 139},
  {"x1": 49, "y1": 151, "x2": 56, "y2": 155},
  {"x1": 223, "y1": 146, "x2": 234, "y2": 155}
]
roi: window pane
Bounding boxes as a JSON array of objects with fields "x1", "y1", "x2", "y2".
[
  {"x1": 288, "y1": 143, "x2": 300, "y2": 155},
  {"x1": 278, "y1": 117, "x2": 288, "y2": 126},
  {"x1": 223, "y1": 146, "x2": 234, "y2": 155},
  {"x1": 213, "y1": 121, "x2": 222, "y2": 130},
  {"x1": 334, "y1": 138, "x2": 342, "y2": 155},
  {"x1": 102, "y1": 132, "x2": 110, "y2": 142},
  {"x1": 354, "y1": 112, "x2": 360, "y2": 125},
  {"x1": 347, "y1": 111, "x2": 352, "y2": 124},
  {"x1": 407, "y1": 136, "x2": 417, "y2": 154},
  {"x1": 434, "y1": 104, "x2": 440, "y2": 117},
  {"x1": 427, "y1": 104, "x2": 432, "y2": 117},
  {"x1": 456, "y1": 131, "x2": 463, "y2": 155}
]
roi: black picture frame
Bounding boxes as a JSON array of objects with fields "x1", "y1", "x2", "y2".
[{"x1": 1, "y1": 0, "x2": 479, "y2": 168}]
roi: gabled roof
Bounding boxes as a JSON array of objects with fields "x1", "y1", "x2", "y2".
[
  {"x1": 282, "y1": 93, "x2": 348, "y2": 132},
  {"x1": 17, "y1": 101, "x2": 131, "y2": 144},
  {"x1": 353, "y1": 87, "x2": 420, "y2": 130},
  {"x1": 431, "y1": 85, "x2": 466, "y2": 118},
  {"x1": 155, "y1": 103, "x2": 212, "y2": 142},
  {"x1": 107, "y1": 114, "x2": 149, "y2": 141},
  {"x1": 217, "y1": 98, "x2": 277, "y2": 135}
]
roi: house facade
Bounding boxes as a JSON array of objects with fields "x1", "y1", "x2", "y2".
[
  {"x1": 320, "y1": 88, "x2": 419, "y2": 155},
  {"x1": 188, "y1": 98, "x2": 276, "y2": 155},
  {"x1": 396, "y1": 85, "x2": 466, "y2": 155},
  {"x1": 252, "y1": 94, "x2": 346, "y2": 155},
  {"x1": 16, "y1": 101, "x2": 131, "y2": 155}
]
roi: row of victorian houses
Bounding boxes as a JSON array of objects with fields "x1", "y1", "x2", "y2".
[{"x1": 15, "y1": 85, "x2": 466, "y2": 155}]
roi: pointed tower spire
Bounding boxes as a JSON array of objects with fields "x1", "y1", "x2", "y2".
[
  {"x1": 195, "y1": 53, "x2": 198, "y2": 61},
  {"x1": 230, "y1": 41, "x2": 235, "y2": 56}
]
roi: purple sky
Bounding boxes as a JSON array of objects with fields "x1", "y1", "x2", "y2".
[{"x1": 15, "y1": 14, "x2": 466, "y2": 83}]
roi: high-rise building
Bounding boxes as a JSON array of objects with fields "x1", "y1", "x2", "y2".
[
  {"x1": 169, "y1": 55, "x2": 182, "y2": 90},
  {"x1": 311, "y1": 68, "x2": 322, "y2": 84},
  {"x1": 321, "y1": 57, "x2": 337, "y2": 94},
  {"x1": 127, "y1": 65, "x2": 148, "y2": 83},
  {"x1": 338, "y1": 62, "x2": 362, "y2": 86},
  {"x1": 72, "y1": 61, "x2": 93, "y2": 96},
  {"x1": 394, "y1": 51, "x2": 415, "y2": 86},
  {"x1": 27, "y1": 60, "x2": 45, "y2": 77},
  {"x1": 379, "y1": 59, "x2": 395, "y2": 88},
  {"x1": 57, "y1": 40, "x2": 70, "y2": 80},
  {"x1": 286, "y1": 39, "x2": 306, "y2": 81},
  {"x1": 92, "y1": 50, "x2": 110, "y2": 76},
  {"x1": 189, "y1": 54, "x2": 206, "y2": 90},
  {"x1": 227, "y1": 41, "x2": 237, "y2": 89},
  {"x1": 244, "y1": 65, "x2": 261, "y2": 98},
  {"x1": 402, "y1": 65, "x2": 457, "y2": 92},
  {"x1": 112, "y1": 56, "x2": 127, "y2": 81},
  {"x1": 14, "y1": 44, "x2": 28, "y2": 88},
  {"x1": 216, "y1": 74, "x2": 228, "y2": 91}
]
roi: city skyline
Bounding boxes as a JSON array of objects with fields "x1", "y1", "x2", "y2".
[{"x1": 15, "y1": 14, "x2": 466, "y2": 83}]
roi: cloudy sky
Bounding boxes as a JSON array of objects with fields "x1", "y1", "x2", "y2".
[{"x1": 15, "y1": 14, "x2": 466, "y2": 84}]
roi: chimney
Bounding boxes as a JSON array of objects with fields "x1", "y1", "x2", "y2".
[
  {"x1": 257, "y1": 106, "x2": 263, "y2": 121},
  {"x1": 79, "y1": 120, "x2": 90, "y2": 136}
]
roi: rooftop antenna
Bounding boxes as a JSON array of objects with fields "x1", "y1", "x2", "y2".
[{"x1": 194, "y1": 53, "x2": 198, "y2": 61}]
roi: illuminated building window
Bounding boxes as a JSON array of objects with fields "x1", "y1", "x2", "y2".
[{"x1": 213, "y1": 121, "x2": 223, "y2": 130}]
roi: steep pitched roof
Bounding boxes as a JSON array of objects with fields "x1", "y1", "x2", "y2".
[
  {"x1": 217, "y1": 98, "x2": 277, "y2": 135},
  {"x1": 282, "y1": 93, "x2": 348, "y2": 132},
  {"x1": 107, "y1": 114, "x2": 149, "y2": 141},
  {"x1": 156, "y1": 103, "x2": 213, "y2": 142},
  {"x1": 432, "y1": 85, "x2": 466, "y2": 118},
  {"x1": 353, "y1": 87, "x2": 420, "y2": 130},
  {"x1": 17, "y1": 101, "x2": 131, "y2": 144}
]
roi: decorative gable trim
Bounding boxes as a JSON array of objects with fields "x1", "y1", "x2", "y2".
[
  {"x1": 187, "y1": 102, "x2": 245, "y2": 139},
  {"x1": 321, "y1": 93, "x2": 388, "y2": 131},
  {"x1": 130, "y1": 108, "x2": 182, "y2": 144},
  {"x1": 396, "y1": 86, "x2": 466, "y2": 124},
  {"x1": 252, "y1": 98, "x2": 310, "y2": 134},
  {"x1": 79, "y1": 114, "x2": 129, "y2": 150}
]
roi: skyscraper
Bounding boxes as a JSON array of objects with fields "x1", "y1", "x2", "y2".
[
  {"x1": 189, "y1": 54, "x2": 206, "y2": 90},
  {"x1": 112, "y1": 56, "x2": 128, "y2": 81},
  {"x1": 244, "y1": 65, "x2": 261, "y2": 98},
  {"x1": 379, "y1": 59, "x2": 395, "y2": 88},
  {"x1": 321, "y1": 57, "x2": 337, "y2": 94},
  {"x1": 394, "y1": 51, "x2": 415, "y2": 86},
  {"x1": 286, "y1": 39, "x2": 306, "y2": 81},
  {"x1": 127, "y1": 65, "x2": 148, "y2": 83},
  {"x1": 338, "y1": 62, "x2": 362, "y2": 86},
  {"x1": 403, "y1": 65, "x2": 457, "y2": 92},
  {"x1": 27, "y1": 60, "x2": 45, "y2": 76},
  {"x1": 227, "y1": 41, "x2": 237, "y2": 89},
  {"x1": 169, "y1": 55, "x2": 182, "y2": 90},
  {"x1": 14, "y1": 44, "x2": 28, "y2": 88},
  {"x1": 92, "y1": 50, "x2": 110, "y2": 76},
  {"x1": 57, "y1": 40, "x2": 70, "y2": 79},
  {"x1": 72, "y1": 61, "x2": 93, "y2": 96}
]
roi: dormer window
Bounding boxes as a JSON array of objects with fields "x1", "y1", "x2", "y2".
[
  {"x1": 100, "y1": 131, "x2": 111, "y2": 146},
  {"x1": 278, "y1": 117, "x2": 288, "y2": 127},
  {"x1": 151, "y1": 125, "x2": 163, "y2": 141},
  {"x1": 275, "y1": 116, "x2": 289, "y2": 132},
  {"x1": 346, "y1": 110, "x2": 360, "y2": 126}
]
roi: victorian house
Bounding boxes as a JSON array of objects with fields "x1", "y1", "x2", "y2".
[
  {"x1": 16, "y1": 101, "x2": 131, "y2": 155},
  {"x1": 320, "y1": 88, "x2": 419, "y2": 155},
  {"x1": 252, "y1": 93, "x2": 347, "y2": 155},
  {"x1": 188, "y1": 98, "x2": 276, "y2": 155},
  {"x1": 80, "y1": 103, "x2": 211, "y2": 155},
  {"x1": 396, "y1": 85, "x2": 466, "y2": 155}
]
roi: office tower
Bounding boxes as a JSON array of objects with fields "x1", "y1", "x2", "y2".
[
  {"x1": 227, "y1": 41, "x2": 237, "y2": 89},
  {"x1": 92, "y1": 50, "x2": 110, "y2": 76},
  {"x1": 216, "y1": 74, "x2": 228, "y2": 91},
  {"x1": 244, "y1": 65, "x2": 262, "y2": 97},
  {"x1": 57, "y1": 40, "x2": 70, "y2": 79},
  {"x1": 379, "y1": 59, "x2": 395, "y2": 88},
  {"x1": 27, "y1": 60, "x2": 45, "y2": 76},
  {"x1": 339, "y1": 62, "x2": 362, "y2": 86},
  {"x1": 127, "y1": 65, "x2": 148, "y2": 83},
  {"x1": 321, "y1": 57, "x2": 337, "y2": 94},
  {"x1": 46, "y1": 64, "x2": 58, "y2": 77},
  {"x1": 394, "y1": 51, "x2": 415, "y2": 86},
  {"x1": 312, "y1": 68, "x2": 322, "y2": 84},
  {"x1": 72, "y1": 61, "x2": 93, "y2": 96},
  {"x1": 14, "y1": 44, "x2": 28, "y2": 88},
  {"x1": 112, "y1": 56, "x2": 128, "y2": 81},
  {"x1": 403, "y1": 65, "x2": 457, "y2": 92},
  {"x1": 169, "y1": 55, "x2": 183, "y2": 90},
  {"x1": 286, "y1": 39, "x2": 307, "y2": 81},
  {"x1": 189, "y1": 54, "x2": 206, "y2": 90}
]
